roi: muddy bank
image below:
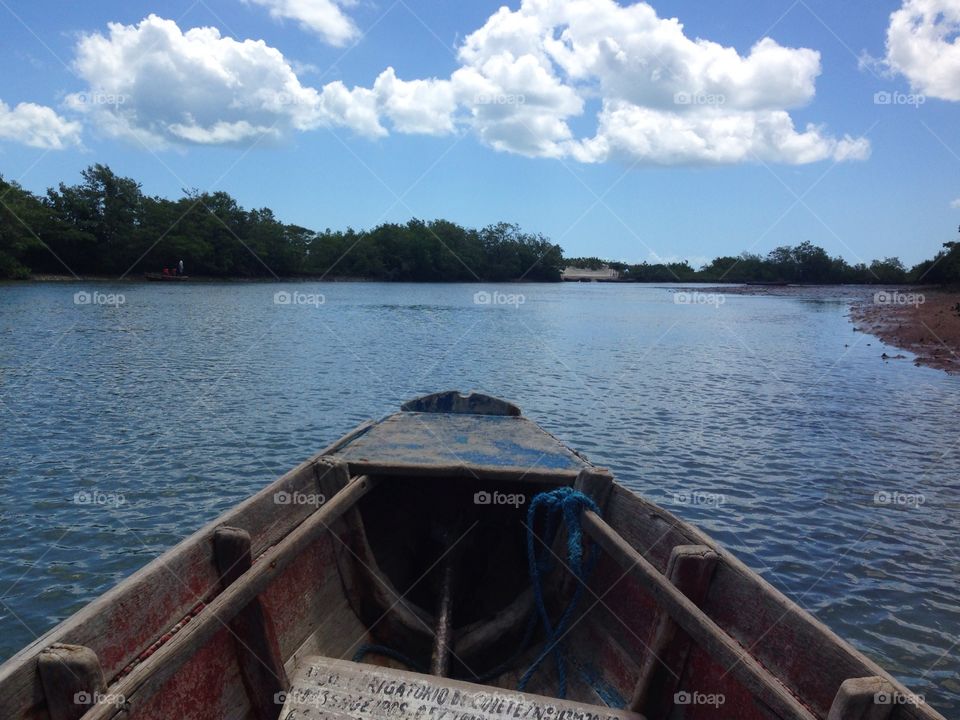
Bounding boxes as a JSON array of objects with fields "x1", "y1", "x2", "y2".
[
  {"x1": 850, "y1": 289, "x2": 960, "y2": 374},
  {"x1": 680, "y1": 283, "x2": 960, "y2": 374}
]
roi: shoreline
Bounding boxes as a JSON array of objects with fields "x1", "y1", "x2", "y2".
[
  {"x1": 10, "y1": 277, "x2": 960, "y2": 374},
  {"x1": 15, "y1": 275, "x2": 557, "y2": 283},
  {"x1": 849, "y1": 289, "x2": 960, "y2": 374},
  {"x1": 20, "y1": 274, "x2": 382, "y2": 283},
  {"x1": 690, "y1": 283, "x2": 960, "y2": 374}
]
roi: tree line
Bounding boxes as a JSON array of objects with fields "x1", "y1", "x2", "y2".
[
  {"x1": 1, "y1": 164, "x2": 957, "y2": 284},
  {"x1": 0, "y1": 165, "x2": 563, "y2": 281},
  {"x1": 567, "y1": 240, "x2": 958, "y2": 285}
]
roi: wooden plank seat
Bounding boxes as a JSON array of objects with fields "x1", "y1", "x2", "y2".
[{"x1": 279, "y1": 657, "x2": 647, "y2": 720}]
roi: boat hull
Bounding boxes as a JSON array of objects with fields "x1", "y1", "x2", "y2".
[
  {"x1": 144, "y1": 272, "x2": 190, "y2": 281},
  {"x1": 0, "y1": 393, "x2": 942, "y2": 720}
]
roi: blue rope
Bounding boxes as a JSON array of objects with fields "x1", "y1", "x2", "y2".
[{"x1": 518, "y1": 487, "x2": 600, "y2": 698}]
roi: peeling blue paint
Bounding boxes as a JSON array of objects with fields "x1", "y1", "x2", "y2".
[{"x1": 334, "y1": 412, "x2": 585, "y2": 471}]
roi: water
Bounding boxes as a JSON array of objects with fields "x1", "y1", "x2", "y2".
[{"x1": 1, "y1": 281, "x2": 958, "y2": 712}]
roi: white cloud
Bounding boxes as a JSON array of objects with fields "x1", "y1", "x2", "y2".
[
  {"x1": 0, "y1": 100, "x2": 81, "y2": 149},
  {"x1": 373, "y1": 68, "x2": 457, "y2": 135},
  {"x1": 67, "y1": 15, "x2": 384, "y2": 147},
  {"x1": 951, "y1": 198, "x2": 960, "y2": 208},
  {"x1": 878, "y1": 0, "x2": 960, "y2": 101},
  {"x1": 441, "y1": 0, "x2": 861, "y2": 163},
  {"x1": 570, "y1": 102, "x2": 870, "y2": 165},
  {"x1": 67, "y1": 2, "x2": 866, "y2": 165},
  {"x1": 246, "y1": 0, "x2": 358, "y2": 46}
]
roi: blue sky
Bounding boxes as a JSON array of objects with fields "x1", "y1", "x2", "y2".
[{"x1": 0, "y1": 0, "x2": 958, "y2": 267}]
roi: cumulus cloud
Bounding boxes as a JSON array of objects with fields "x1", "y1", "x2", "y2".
[
  {"x1": 67, "y1": 15, "x2": 385, "y2": 146},
  {"x1": 68, "y1": 2, "x2": 866, "y2": 165},
  {"x1": 0, "y1": 100, "x2": 81, "y2": 149},
  {"x1": 444, "y1": 0, "x2": 860, "y2": 163},
  {"x1": 245, "y1": 0, "x2": 358, "y2": 47},
  {"x1": 373, "y1": 68, "x2": 457, "y2": 135},
  {"x1": 878, "y1": 0, "x2": 960, "y2": 101},
  {"x1": 570, "y1": 102, "x2": 870, "y2": 165}
]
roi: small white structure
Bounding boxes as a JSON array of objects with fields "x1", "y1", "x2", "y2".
[{"x1": 561, "y1": 265, "x2": 621, "y2": 281}]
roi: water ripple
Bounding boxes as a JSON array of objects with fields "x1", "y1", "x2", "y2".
[{"x1": 0, "y1": 282, "x2": 957, "y2": 712}]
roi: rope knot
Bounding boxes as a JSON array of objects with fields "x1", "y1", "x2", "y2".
[{"x1": 519, "y1": 487, "x2": 600, "y2": 698}]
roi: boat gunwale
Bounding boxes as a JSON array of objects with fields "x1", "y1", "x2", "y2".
[
  {"x1": 596, "y1": 482, "x2": 945, "y2": 720},
  {"x1": 0, "y1": 423, "x2": 372, "y2": 714},
  {"x1": 0, "y1": 407, "x2": 946, "y2": 720}
]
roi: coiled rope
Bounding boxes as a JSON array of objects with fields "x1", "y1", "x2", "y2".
[
  {"x1": 354, "y1": 486, "x2": 600, "y2": 700},
  {"x1": 518, "y1": 487, "x2": 600, "y2": 698}
]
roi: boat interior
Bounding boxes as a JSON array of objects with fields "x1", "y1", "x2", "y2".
[{"x1": 3, "y1": 393, "x2": 942, "y2": 720}]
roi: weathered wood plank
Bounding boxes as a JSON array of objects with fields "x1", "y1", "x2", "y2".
[
  {"x1": 280, "y1": 656, "x2": 646, "y2": 720},
  {"x1": 602, "y1": 485, "x2": 945, "y2": 720},
  {"x1": 83, "y1": 472, "x2": 373, "y2": 720},
  {"x1": 343, "y1": 460, "x2": 580, "y2": 483},
  {"x1": 331, "y1": 413, "x2": 587, "y2": 475},
  {"x1": 573, "y1": 468, "x2": 615, "y2": 512},
  {"x1": 37, "y1": 644, "x2": 107, "y2": 720},
  {"x1": 581, "y1": 511, "x2": 816, "y2": 720},
  {"x1": 0, "y1": 454, "x2": 341, "y2": 720},
  {"x1": 213, "y1": 527, "x2": 288, "y2": 720},
  {"x1": 826, "y1": 677, "x2": 895, "y2": 720},
  {"x1": 131, "y1": 626, "x2": 250, "y2": 720},
  {"x1": 629, "y1": 544, "x2": 717, "y2": 717},
  {"x1": 261, "y1": 531, "x2": 345, "y2": 662}
]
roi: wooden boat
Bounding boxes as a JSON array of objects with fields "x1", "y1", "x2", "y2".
[
  {"x1": 0, "y1": 392, "x2": 943, "y2": 720},
  {"x1": 144, "y1": 272, "x2": 190, "y2": 281}
]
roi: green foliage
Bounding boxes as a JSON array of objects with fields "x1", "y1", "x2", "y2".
[
  {"x1": 0, "y1": 176, "x2": 50, "y2": 278},
  {"x1": 0, "y1": 165, "x2": 564, "y2": 281},
  {"x1": 575, "y1": 242, "x2": 935, "y2": 285},
  {"x1": 1, "y1": 164, "x2": 956, "y2": 286},
  {"x1": 910, "y1": 242, "x2": 960, "y2": 285}
]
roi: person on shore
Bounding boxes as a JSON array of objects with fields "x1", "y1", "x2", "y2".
[{"x1": 178, "y1": 259, "x2": 184, "y2": 276}]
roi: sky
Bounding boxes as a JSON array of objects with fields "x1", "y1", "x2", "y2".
[{"x1": 0, "y1": 0, "x2": 958, "y2": 267}]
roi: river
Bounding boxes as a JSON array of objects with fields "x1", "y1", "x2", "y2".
[{"x1": 0, "y1": 281, "x2": 957, "y2": 712}]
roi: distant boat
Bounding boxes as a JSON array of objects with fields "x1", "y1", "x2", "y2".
[
  {"x1": 144, "y1": 272, "x2": 189, "y2": 281},
  {"x1": 0, "y1": 391, "x2": 944, "y2": 720}
]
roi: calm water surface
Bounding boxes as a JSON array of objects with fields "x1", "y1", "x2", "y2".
[{"x1": 0, "y1": 282, "x2": 958, "y2": 711}]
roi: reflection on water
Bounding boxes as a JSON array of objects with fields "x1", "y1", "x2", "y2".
[{"x1": 0, "y1": 281, "x2": 957, "y2": 711}]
